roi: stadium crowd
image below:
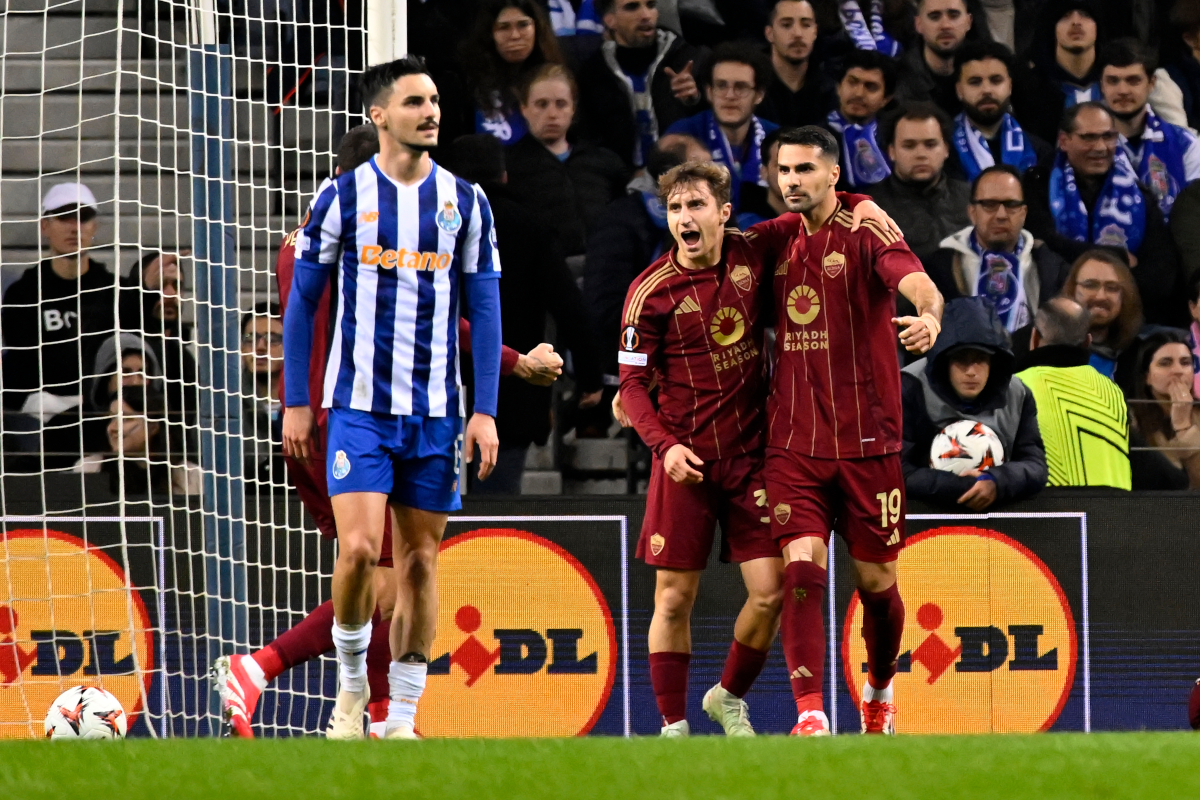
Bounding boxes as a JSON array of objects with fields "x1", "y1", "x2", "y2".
[{"x1": 5, "y1": 0, "x2": 1200, "y2": 502}]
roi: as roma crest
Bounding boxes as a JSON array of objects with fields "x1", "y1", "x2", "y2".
[
  {"x1": 774, "y1": 503, "x2": 792, "y2": 525},
  {"x1": 730, "y1": 264, "x2": 753, "y2": 291},
  {"x1": 823, "y1": 251, "x2": 846, "y2": 279}
]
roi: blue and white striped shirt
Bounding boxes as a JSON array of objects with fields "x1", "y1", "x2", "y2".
[{"x1": 284, "y1": 156, "x2": 501, "y2": 418}]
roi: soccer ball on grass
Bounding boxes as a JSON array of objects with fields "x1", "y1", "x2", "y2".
[{"x1": 44, "y1": 686, "x2": 127, "y2": 740}]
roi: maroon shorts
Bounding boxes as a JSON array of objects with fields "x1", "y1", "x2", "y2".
[
  {"x1": 636, "y1": 451, "x2": 778, "y2": 571},
  {"x1": 285, "y1": 422, "x2": 394, "y2": 568},
  {"x1": 764, "y1": 448, "x2": 906, "y2": 564}
]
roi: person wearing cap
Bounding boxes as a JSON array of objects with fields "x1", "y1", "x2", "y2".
[
  {"x1": 901, "y1": 296, "x2": 1047, "y2": 510},
  {"x1": 2, "y1": 182, "x2": 118, "y2": 468}
]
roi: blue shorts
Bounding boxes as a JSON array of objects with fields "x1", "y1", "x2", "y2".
[{"x1": 325, "y1": 408, "x2": 463, "y2": 513}]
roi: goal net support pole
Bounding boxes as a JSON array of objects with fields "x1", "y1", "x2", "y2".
[
  {"x1": 188, "y1": 0, "x2": 247, "y2": 731},
  {"x1": 366, "y1": 0, "x2": 407, "y2": 66}
]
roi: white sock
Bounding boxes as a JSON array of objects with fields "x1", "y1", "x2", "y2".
[
  {"x1": 386, "y1": 661, "x2": 427, "y2": 728},
  {"x1": 331, "y1": 619, "x2": 371, "y2": 695},
  {"x1": 239, "y1": 654, "x2": 268, "y2": 691},
  {"x1": 863, "y1": 680, "x2": 893, "y2": 703}
]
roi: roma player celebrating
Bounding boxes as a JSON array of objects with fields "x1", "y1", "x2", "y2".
[
  {"x1": 761, "y1": 126, "x2": 943, "y2": 736},
  {"x1": 618, "y1": 160, "x2": 899, "y2": 737}
]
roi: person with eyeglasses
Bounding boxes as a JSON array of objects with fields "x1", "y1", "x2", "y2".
[
  {"x1": 576, "y1": 0, "x2": 707, "y2": 171},
  {"x1": 923, "y1": 164, "x2": 1069, "y2": 333},
  {"x1": 665, "y1": 42, "x2": 779, "y2": 212},
  {"x1": 240, "y1": 302, "x2": 286, "y2": 483},
  {"x1": 1023, "y1": 101, "x2": 1185, "y2": 326}
]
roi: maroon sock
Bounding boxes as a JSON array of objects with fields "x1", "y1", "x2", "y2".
[
  {"x1": 859, "y1": 582, "x2": 905, "y2": 690},
  {"x1": 270, "y1": 600, "x2": 335, "y2": 671},
  {"x1": 781, "y1": 560, "x2": 827, "y2": 710},
  {"x1": 251, "y1": 645, "x2": 285, "y2": 682},
  {"x1": 648, "y1": 651, "x2": 690, "y2": 725},
  {"x1": 366, "y1": 610, "x2": 390, "y2": 704},
  {"x1": 719, "y1": 640, "x2": 769, "y2": 699}
]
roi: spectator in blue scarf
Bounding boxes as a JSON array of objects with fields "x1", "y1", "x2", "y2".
[
  {"x1": 1100, "y1": 38, "x2": 1200, "y2": 221},
  {"x1": 665, "y1": 42, "x2": 778, "y2": 212},
  {"x1": 1023, "y1": 102, "x2": 1185, "y2": 325},
  {"x1": 822, "y1": 48, "x2": 896, "y2": 189},
  {"x1": 948, "y1": 40, "x2": 1051, "y2": 182}
]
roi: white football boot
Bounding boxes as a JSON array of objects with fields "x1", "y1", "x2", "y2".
[{"x1": 702, "y1": 684, "x2": 756, "y2": 737}]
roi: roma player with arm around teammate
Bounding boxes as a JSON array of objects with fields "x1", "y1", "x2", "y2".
[
  {"x1": 618, "y1": 160, "x2": 903, "y2": 737},
  {"x1": 761, "y1": 125, "x2": 943, "y2": 736},
  {"x1": 281, "y1": 55, "x2": 502, "y2": 741}
]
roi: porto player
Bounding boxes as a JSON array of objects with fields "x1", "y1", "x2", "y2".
[
  {"x1": 763, "y1": 126, "x2": 943, "y2": 736},
  {"x1": 282, "y1": 55, "x2": 502, "y2": 740},
  {"x1": 214, "y1": 124, "x2": 559, "y2": 738},
  {"x1": 619, "y1": 161, "x2": 898, "y2": 737}
]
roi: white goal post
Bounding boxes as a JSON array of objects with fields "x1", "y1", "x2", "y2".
[{"x1": 0, "y1": 0, "x2": 402, "y2": 737}]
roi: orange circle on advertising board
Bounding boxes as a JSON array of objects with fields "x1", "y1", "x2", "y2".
[
  {"x1": 843, "y1": 527, "x2": 1076, "y2": 734},
  {"x1": 0, "y1": 529, "x2": 153, "y2": 739},
  {"x1": 415, "y1": 529, "x2": 616, "y2": 737}
]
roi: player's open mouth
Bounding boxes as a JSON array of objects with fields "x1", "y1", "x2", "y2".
[{"x1": 681, "y1": 231, "x2": 701, "y2": 246}]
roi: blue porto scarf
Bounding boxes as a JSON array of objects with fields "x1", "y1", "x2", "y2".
[
  {"x1": 1048, "y1": 149, "x2": 1146, "y2": 253},
  {"x1": 827, "y1": 110, "x2": 891, "y2": 187},
  {"x1": 839, "y1": 0, "x2": 902, "y2": 57},
  {"x1": 1060, "y1": 81, "x2": 1102, "y2": 108},
  {"x1": 475, "y1": 91, "x2": 528, "y2": 145},
  {"x1": 952, "y1": 112, "x2": 1038, "y2": 181},
  {"x1": 701, "y1": 110, "x2": 768, "y2": 210},
  {"x1": 1123, "y1": 106, "x2": 1192, "y2": 218},
  {"x1": 969, "y1": 231, "x2": 1028, "y2": 331}
]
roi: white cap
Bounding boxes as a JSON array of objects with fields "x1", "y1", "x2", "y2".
[{"x1": 42, "y1": 182, "x2": 98, "y2": 215}]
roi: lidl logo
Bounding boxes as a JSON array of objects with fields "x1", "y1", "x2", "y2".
[
  {"x1": 843, "y1": 527, "x2": 1076, "y2": 733},
  {"x1": 417, "y1": 529, "x2": 616, "y2": 737},
  {"x1": 0, "y1": 530, "x2": 153, "y2": 738}
]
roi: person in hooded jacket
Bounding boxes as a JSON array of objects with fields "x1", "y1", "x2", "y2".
[{"x1": 901, "y1": 296, "x2": 1047, "y2": 510}]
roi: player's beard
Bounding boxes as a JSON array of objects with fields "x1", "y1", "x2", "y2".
[
  {"x1": 400, "y1": 122, "x2": 440, "y2": 153},
  {"x1": 783, "y1": 192, "x2": 819, "y2": 214},
  {"x1": 963, "y1": 98, "x2": 1009, "y2": 127}
]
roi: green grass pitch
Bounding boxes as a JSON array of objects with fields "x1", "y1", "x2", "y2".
[{"x1": 2, "y1": 734, "x2": 1197, "y2": 799}]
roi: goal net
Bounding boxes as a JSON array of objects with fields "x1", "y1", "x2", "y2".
[{"x1": 0, "y1": 0, "x2": 368, "y2": 737}]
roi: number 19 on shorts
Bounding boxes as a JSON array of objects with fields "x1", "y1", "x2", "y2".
[{"x1": 875, "y1": 488, "x2": 901, "y2": 529}]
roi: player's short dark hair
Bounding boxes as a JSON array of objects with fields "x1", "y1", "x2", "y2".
[
  {"x1": 953, "y1": 40, "x2": 1016, "y2": 82},
  {"x1": 1059, "y1": 100, "x2": 1110, "y2": 134},
  {"x1": 336, "y1": 124, "x2": 380, "y2": 173},
  {"x1": 358, "y1": 55, "x2": 433, "y2": 114},
  {"x1": 838, "y1": 49, "x2": 898, "y2": 97},
  {"x1": 776, "y1": 125, "x2": 839, "y2": 163},
  {"x1": 702, "y1": 41, "x2": 775, "y2": 91},
  {"x1": 880, "y1": 101, "x2": 952, "y2": 149},
  {"x1": 1034, "y1": 297, "x2": 1091, "y2": 347},
  {"x1": 241, "y1": 301, "x2": 281, "y2": 338},
  {"x1": 969, "y1": 164, "x2": 1025, "y2": 200},
  {"x1": 447, "y1": 134, "x2": 506, "y2": 184},
  {"x1": 767, "y1": 0, "x2": 818, "y2": 26},
  {"x1": 657, "y1": 161, "x2": 733, "y2": 207},
  {"x1": 1098, "y1": 37, "x2": 1158, "y2": 79}
]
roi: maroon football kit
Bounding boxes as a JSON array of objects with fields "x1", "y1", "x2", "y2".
[
  {"x1": 619, "y1": 228, "x2": 778, "y2": 570},
  {"x1": 756, "y1": 200, "x2": 924, "y2": 563}
]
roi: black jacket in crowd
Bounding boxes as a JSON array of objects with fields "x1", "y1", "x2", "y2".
[
  {"x1": 478, "y1": 181, "x2": 602, "y2": 449},
  {"x1": 863, "y1": 171, "x2": 972, "y2": 259},
  {"x1": 901, "y1": 297, "x2": 1047, "y2": 508},
  {"x1": 2, "y1": 258, "x2": 117, "y2": 408},
  {"x1": 576, "y1": 29, "x2": 708, "y2": 170},
  {"x1": 1023, "y1": 159, "x2": 1186, "y2": 326},
  {"x1": 504, "y1": 134, "x2": 630, "y2": 257},
  {"x1": 583, "y1": 191, "x2": 673, "y2": 378}
]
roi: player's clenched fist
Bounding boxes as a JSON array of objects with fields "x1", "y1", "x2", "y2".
[
  {"x1": 663, "y1": 443, "x2": 704, "y2": 484},
  {"x1": 281, "y1": 405, "x2": 315, "y2": 465},
  {"x1": 514, "y1": 342, "x2": 563, "y2": 386},
  {"x1": 465, "y1": 412, "x2": 499, "y2": 480}
]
